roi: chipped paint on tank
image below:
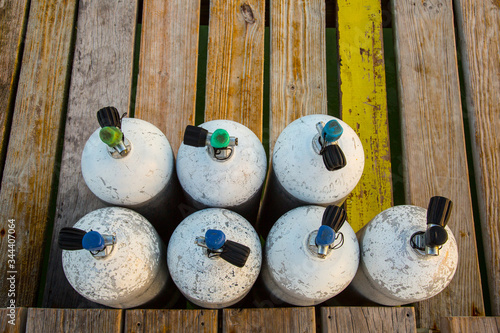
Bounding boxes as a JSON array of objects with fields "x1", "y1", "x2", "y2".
[
  {"x1": 350, "y1": 205, "x2": 458, "y2": 306},
  {"x1": 272, "y1": 115, "x2": 364, "y2": 205},
  {"x1": 62, "y1": 207, "x2": 169, "y2": 308},
  {"x1": 81, "y1": 118, "x2": 174, "y2": 206},
  {"x1": 167, "y1": 208, "x2": 262, "y2": 308},
  {"x1": 176, "y1": 120, "x2": 267, "y2": 208},
  {"x1": 262, "y1": 206, "x2": 359, "y2": 306}
]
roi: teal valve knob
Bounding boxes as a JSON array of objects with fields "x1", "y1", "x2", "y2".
[
  {"x1": 322, "y1": 119, "x2": 343, "y2": 143},
  {"x1": 210, "y1": 129, "x2": 231, "y2": 149}
]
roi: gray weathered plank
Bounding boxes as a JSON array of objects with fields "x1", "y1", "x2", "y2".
[
  {"x1": 0, "y1": 0, "x2": 30, "y2": 179},
  {"x1": 453, "y1": 0, "x2": 500, "y2": 316},
  {"x1": 26, "y1": 308, "x2": 123, "y2": 333},
  {"x1": 42, "y1": 0, "x2": 138, "y2": 308},
  {"x1": 321, "y1": 307, "x2": 416, "y2": 333},
  {"x1": 135, "y1": 0, "x2": 201, "y2": 154},
  {"x1": 0, "y1": 307, "x2": 27, "y2": 333},
  {"x1": 124, "y1": 309, "x2": 218, "y2": 333},
  {"x1": 204, "y1": 0, "x2": 265, "y2": 140},
  {"x1": 269, "y1": 0, "x2": 327, "y2": 153},
  {"x1": 441, "y1": 317, "x2": 500, "y2": 333},
  {"x1": 391, "y1": 0, "x2": 485, "y2": 329},
  {"x1": 223, "y1": 308, "x2": 316, "y2": 332},
  {"x1": 0, "y1": 0, "x2": 79, "y2": 307}
]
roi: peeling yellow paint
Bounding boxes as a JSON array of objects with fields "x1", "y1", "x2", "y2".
[{"x1": 337, "y1": 0, "x2": 393, "y2": 232}]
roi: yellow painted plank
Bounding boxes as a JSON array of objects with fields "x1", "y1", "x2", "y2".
[{"x1": 337, "y1": 0, "x2": 393, "y2": 232}]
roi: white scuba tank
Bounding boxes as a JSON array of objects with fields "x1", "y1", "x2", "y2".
[
  {"x1": 167, "y1": 208, "x2": 262, "y2": 308},
  {"x1": 258, "y1": 114, "x2": 364, "y2": 236},
  {"x1": 81, "y1": 107, "x2": 182, "y2": 233},
  {"x1": 58, "y1": 207, "x2": 170, "y2": 308},
  {"x1": 261, "y1": 205, "x2": 359, "y2": 306},
  {"x1": 349, "y1": 196, "x2": 458, "y2": 306},
  {"x1": 176, "y1": 120, "x2": 267, "y2": 222}
]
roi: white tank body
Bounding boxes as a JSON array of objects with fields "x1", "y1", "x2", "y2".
[
  {"x1": 261, "y1": 206, "x2": 359, "y2": 306},
  {"x1": 61, "y1": 207, "x2": 169, "y2": 308},
  {"x1": 81, "y1": 116, "x2": 181, "y2": 230},
  {"x1": 167, "y1": 208, "x2": 262, "y2": 308},
  {"x1": 176, "y1": 120, "x2": 267, "y2": 221},
  {"x1": 258, "y1": 114, "x2": 364, "y2": 236},
  {"x1": 350, "y1": 204, "x2": 459, "y2": 306}
]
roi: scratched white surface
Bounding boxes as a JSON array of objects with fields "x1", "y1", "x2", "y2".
[
  {"x1": 176, "y1": 120, "x2": 267, "y2": 207},
  {"x1": 272, "y1": 114, "x2": 364, "y2": 204},
  {"x1": 167, "y1": 208, "x2": 262, "y2": 308},
  {"x1": 262, "y1": 205, "x2": 359, "y2": 306},
  {"x1": 81, "y1": 118, "x2": 174, "y2": 205},
  {"x1": 350, "y1": 205, "x2": 458, "y2": 305},
  {"x1": 62, "y1": 207, "x2": 169, "y2": 308}
]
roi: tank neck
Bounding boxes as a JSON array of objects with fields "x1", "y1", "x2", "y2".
[
  {"x1": 59, "y1": 227, "x2": 116, "y2": 259},
  {"x1": 311, "y1": 120, "x2": 346, "y2": 171}
]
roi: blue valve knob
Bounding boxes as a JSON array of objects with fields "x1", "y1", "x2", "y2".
[
  {"x1": 322, "y1": 120, "x2": 343, "y2": 143},
  {"x1": 82, "y1": 231, "x2": 106, "y2": 252},
  {"x1": 316, "y1": 225, "x2": 335, "y2": 246},
  {"x1": 205, "y1": 229, "x2": 226, "y2": 251}
]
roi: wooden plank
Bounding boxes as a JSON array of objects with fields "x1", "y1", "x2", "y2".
[
  {"x1": 124, "y1": 309, "x2": 218, "y2": 333},
  {"x1": 135, "y1": 0, "x2": 201, "y2": 154},
  {"x1": 453, "y1": 0, "x2": 500, "y2": 316},
  {"x1": 0, "y1": 0, "x2": 30, "y2": 178},
  {"x1": 0, "y1": 0, "x2": 78, "y2": 307},
  {"x1": 26, "y1": 308, "x2": 123, "y2": 333},
  {"x1": 321, "y1": 307, "x2": 416, "y2": 333},
  {"x1": 441, "y1": 316, "x2": 500, "y2": 333},
  {"x1": 0, "y1": 307, "x2": 27, "y2": 333},
  {"x1": 337, "y1": 0, "x2": 393, "y2": 232},
  {"x1": 41, "y1": 0, "x2": 138, "y2": 308},
  {"x1": 204, "y1": 0, "x2": 265, "y2": 140},
  {"x1": 223, "y1": 307, "x2": 316, "y2": 332},
  {"x1": 269, "y1": 0, "x2": 327, "y2": 152},
  {"x1": 391, "y1": 0, "x2": 485, "y2": 329}
]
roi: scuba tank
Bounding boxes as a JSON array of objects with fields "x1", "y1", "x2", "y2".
[
  {"x1": 176, "y1": 120, "x2": 267, "y2": 222},
  {"x1": 167, "y1": 208, "x2": 262, "y2": 308},
  {"x1": 58, "y1": 207, "x2": 170, "y2": 308},
  {"x1": 258, "y1": 114, "x2": 364, "y2": 236},
  {"x1": 349, "y1": 196, "x2": 458, "y2": 305},
  {"x1": 261, "y1": 205, "x2": 359, "y2": 306},
  {"x1": 81, "y1": 107, "x2": 182, "y2": 235}
]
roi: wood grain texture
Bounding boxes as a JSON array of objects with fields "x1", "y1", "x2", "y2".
[
  {"x1": 124, "y1": 309, "x2": 218, "y2": 333},
  {"x1": 41, "y1": 0, "x2": 137, "y2": 308},
  {"x1": 441, "y1": 316, "x2": 500, "y2": 333},
  {"x1": 0, "y1": 0, "x2": 78, "y2": 307},
  {"x1": 269, "y1": 0, "x2": 327, "y2": 153},
  {"x1": 0, "y1": 307, "x2": 27, "y2": 333},
  {"x1": 0, "y1": 0, "x2": 30, "y2": 178},
  {"x1": 321, "y1": 307, "x2": 417, "y2": 333},
  {"x1": 391, "y1": 0, "x2": 484, "y2": 328},
  {"x1": 135, "y1": 0, "x2": 201, "y2": 154},
  {"x1": 453, "y1": 0, "x2": 500, "y2": 316},
  {"x1": 204, "y1": 0, "x2": 265, "y2": 140},
  {"x1": 337, "y1": 0, "x2": 393, "y2": 232},
  {"x1": 223, "y1": 307, "x2": 316, "y2": 332},
  {"x1": 26, "y1": 308, "x2": 123, "y2": 333}
]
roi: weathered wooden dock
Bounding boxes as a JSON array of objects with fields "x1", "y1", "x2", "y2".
[{"x1": 0, "y1": 0, "x2": 498, "y2": 331}]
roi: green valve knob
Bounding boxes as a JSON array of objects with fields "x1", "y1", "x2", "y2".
[
  {"x1": 99, "y1": 126, "x2": 123, "y2": 147},
  {"x1": 210, "y1": 129, "x2": 230, "y2": 148}
]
